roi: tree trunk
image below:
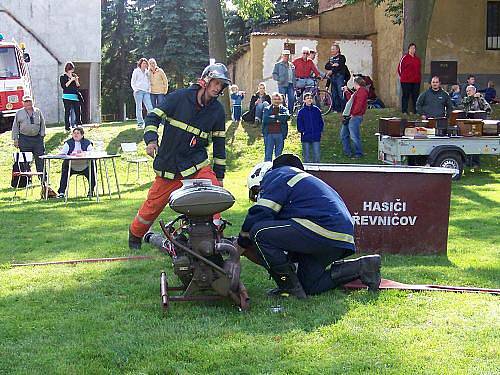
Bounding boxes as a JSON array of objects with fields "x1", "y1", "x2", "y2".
[
  {"x1": 403, "y1": 0, "x2": 436, "y2": 83},
  {"x1": 175, "y1": 71, "x2": 184, "y2": 90},
  {"x1": 204, "y1": 0, "x2": 231, "y2": 118}
]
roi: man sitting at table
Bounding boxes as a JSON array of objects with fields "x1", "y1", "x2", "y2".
[{"x1": 56, "y1": 127, "x2": 96, "y2": 198}]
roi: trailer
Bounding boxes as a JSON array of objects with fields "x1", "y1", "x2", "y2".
[{"x1": 378, "y1": 135, "x2": 500, "y2": 180}]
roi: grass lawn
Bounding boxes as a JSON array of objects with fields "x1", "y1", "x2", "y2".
[{"x1": 0, "y1": 108, "x2": 499, "y2": 374}]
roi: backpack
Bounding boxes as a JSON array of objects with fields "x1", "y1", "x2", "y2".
[{"x1": 11, "y1": 153, "x2": 31, "y2": 188}]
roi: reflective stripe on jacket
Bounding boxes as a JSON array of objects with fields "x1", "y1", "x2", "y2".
[
  {"x1": 144, "y1": 84, "x2": 226, "y2": 180},
  {"x1": 242, "y1": 166, "x2": 355, "y2": 251}
]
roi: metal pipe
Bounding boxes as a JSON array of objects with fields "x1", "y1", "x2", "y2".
[
  {"x1": 169, "y1": 295, "x2": 224, "y2": 302},
  {"x1": 169, "y1": 237, "x2": 228, "y2": 277},
  {"x1": 160, "y1": 271, "x2": 169, "y2": 308},
  {"x1": 157, "y1": 220, "x2": 228, "y2": 276},
  {"x1": 11, "y1": 255, "x2": 156, "y2": 267}
]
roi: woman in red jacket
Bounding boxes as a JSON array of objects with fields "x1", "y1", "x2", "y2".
[
  {"x1": 398, "y1": 43, "x2": 421, "y2": 114},
  {"x1": 341, "y1": 77, "x2": 368, "y2": 158}
]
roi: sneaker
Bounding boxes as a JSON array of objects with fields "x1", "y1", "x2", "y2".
[
  {"x1": 56, "y1": 193, "x2": 65, "y2": 199},
  {"x1": 137, "y1": 124, "x2": 145, "y2": 129}
]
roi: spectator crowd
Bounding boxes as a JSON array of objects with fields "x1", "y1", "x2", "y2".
[{"x1": 10, "y1": 43, "x2": 499, "y2": 196}]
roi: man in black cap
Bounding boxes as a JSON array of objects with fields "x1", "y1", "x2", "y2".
[{"x1": 237, "y1": 154, "x2": 381, "y2": 298}]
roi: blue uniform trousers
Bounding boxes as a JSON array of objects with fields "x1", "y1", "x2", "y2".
[
  {"x1": 232, "y1": 105, "x2": 242, "y2": 121},
  {"x1": 249, "y1": 219, "x2": 354, "y2": 294}
]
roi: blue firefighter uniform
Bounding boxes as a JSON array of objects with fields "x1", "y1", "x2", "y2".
[
  {"x1": 241, "y1": 165, "x2": 356, "y2": 295},
  {"x1": 144, "y1": 84, "x2": 226, "y2": 180},
  {"x1": 130, "y1": 84, "x2": 227, "y2": 239}
]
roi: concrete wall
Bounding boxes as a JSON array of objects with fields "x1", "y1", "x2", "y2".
[
  {"x1": 270, "y1": 17, "x2": 320, "y2": 36},
  {"x1": 270, "y1": 1, "x2": 374, "y2": 38},
  {"x1": 229, "y1": 34, "x2": 372, "y2": 109},
  {"x1": 426, "y1": 0, "x2": 500, "y2": 89},
  {"x1": 228, "y1": 49, "x2": 253, "y2": 108},
  {"x1": 319, "y1": 1, "x2": 375, "y2": 37},
  {"x1": 0, "y1": 1, "x2": 101, "y2": 123},
  {"x1": 319, "y1": 0, "x2": 346, "y2": 14}
]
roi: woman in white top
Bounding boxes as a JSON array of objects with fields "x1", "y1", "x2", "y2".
[{"x1": 130, "y1": 58, "x2": 153, "y2": 128}]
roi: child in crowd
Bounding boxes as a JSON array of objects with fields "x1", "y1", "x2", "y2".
[
  {"x1": 297, "y1": 92, "x2": 324, "y2": 163},
  {"x1": 341, "y1": 77, "x2": 368, "y2": 158},
  {"x1": 262, "y1": 93, "x2": 290, "y2": 161},
  {"x1": 230, "y1": 85, "x2": 245, "y2": 122},
  {"x1": 57, "y1": 127, "x2": 95, "y2": 198},
  {"x1": 450, "y1": 85, "x2": 462, "y2": 107}
]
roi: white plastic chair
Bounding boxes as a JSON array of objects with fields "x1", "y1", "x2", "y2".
[
  {"x1": 12, "y1": 152, "x2": 44, "y2": 200},
  {"x1": 120, "y1": 143, "x2": 151, "y2": 183}
]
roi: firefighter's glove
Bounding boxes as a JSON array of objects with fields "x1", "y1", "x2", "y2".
[
  {"x1": 237, "y1": 232, "x2": 253, "y2": 249},
  {"x1": 146, "y1": 142, "x2": 158, "y2": 158}
]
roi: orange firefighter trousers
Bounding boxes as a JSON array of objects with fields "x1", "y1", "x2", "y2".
[{"x1": 129, "y1": 166, "x2": 221, "y2": 238}]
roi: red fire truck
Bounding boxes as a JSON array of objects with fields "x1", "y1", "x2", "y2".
[{"x1": 0, "y1": 33, "x2": 32, "y2": 133}]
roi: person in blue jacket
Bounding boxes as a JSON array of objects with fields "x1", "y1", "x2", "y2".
[
  {"x1": 230, "y1": 85, "x2": 245, "y2": 122},
  {"x1": 237, "y1": 154, "x2": 381, "y2": 298},
  {"x1": 297, "y1": 93, "x2": 324, "y2": 163},
  {"x1": 262, "y1": 93, "x2": 290, "y2": 162}
]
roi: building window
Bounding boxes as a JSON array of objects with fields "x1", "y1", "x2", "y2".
[{"x1": 487, "y1": 1, "x2": 500, "y2": 50}]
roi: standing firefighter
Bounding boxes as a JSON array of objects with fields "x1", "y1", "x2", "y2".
[
  {"x1": 129, "y1": 63, "x2": 231, "y2": 249},
  {"x1": 237, "y1": 154, "x2": 382, "y2": 298}
]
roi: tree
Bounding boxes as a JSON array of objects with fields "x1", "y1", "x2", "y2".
[
  {"x1": 204, "y1": 0, "x2": 231, "y2": 116},
  {"x1": 346, "y1": 0, "x2": 435, "y2": 81},
  {"x1": 101, "y1": 0, "x2": 139, "y2": 119},
  {"x1": 138, "y1": 0, "x2": 209, "y2": 89},
  {"x1": 401, "y1": 0, "x2": 435, "y2": 70}
]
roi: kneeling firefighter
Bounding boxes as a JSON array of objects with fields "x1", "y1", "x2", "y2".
[
  {"x1": 129, "y1": 63, "x2": 231, "y2": 249},
  {"x1": 236, "y1": 154, "x2": 382, "y2": 298}
]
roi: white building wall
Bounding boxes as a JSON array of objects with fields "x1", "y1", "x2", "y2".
[
  {"x1": 0, "y1": 1, "x2": 101, "y2": 123},
  {"x1": 262, "y1": 38, "x2": 319, "y2": 94},
  {"x1": 333, "y1": 39, "x2": 373, "y2": 79},
  {"x1": 262, "y1": 37, "x2": 372, "y2": 94}
]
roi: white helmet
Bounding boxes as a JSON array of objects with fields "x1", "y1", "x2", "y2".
[{"x1": 247, "y1": 162, "x2": 273, "y2": 201}]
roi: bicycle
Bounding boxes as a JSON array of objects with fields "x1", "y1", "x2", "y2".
[{"x1": 292, "y1": 77, "x2": 333, "y2": 117}]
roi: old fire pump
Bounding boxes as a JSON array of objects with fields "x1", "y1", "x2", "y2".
[{"x1": 144, "y1": 179, "x2": 250, "y2": 311}]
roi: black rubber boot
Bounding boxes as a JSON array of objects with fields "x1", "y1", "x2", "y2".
[
  {"x1": 330, "y1": 255, "x2": 381, "y2": 291},
  {"x1": 128, "y1": 228, "x2": 142, "y2": 250},
  {"x1": 267, "y1": 263, "x2": 307, "y2": 299}
]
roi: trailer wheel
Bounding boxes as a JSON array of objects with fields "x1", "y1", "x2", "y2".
[{"x1": 434, "y1": 152, "x2": 463, "y2": 180}]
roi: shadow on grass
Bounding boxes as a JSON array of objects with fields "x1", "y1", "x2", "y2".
[
  {"x1": 241, "y1": 121, "x2": 260, "y2": 146},
  {"x1": 452, "y1": 183, "x2": 499, "y2": 207},
  {"x1": 225, "y1": 120, "x2": 238, "y2": 146},
  {"x1": 106, "y1": 128, "x2": 145, "y2": 155},
  {"x1": 456, "y1": 170, "x2": 500, "y2": 186},
  {"x1": 44, "y1": 131, "x2": 68, "y2": 153}
]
